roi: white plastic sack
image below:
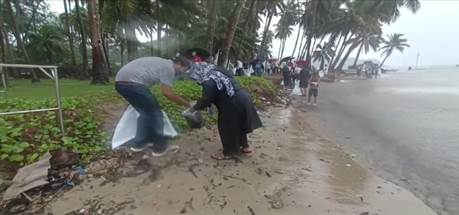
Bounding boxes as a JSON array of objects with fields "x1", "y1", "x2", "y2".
[{"x1": 111, "y1": 105, "x2": 178, "y2": 149}]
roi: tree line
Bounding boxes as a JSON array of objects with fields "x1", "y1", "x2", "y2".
[{"x1": 0, "y1": 0, "x2": 419, "y2": 84}]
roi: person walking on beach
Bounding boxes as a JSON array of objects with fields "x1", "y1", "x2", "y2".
[
  {"x1": 308, "y1": 72, "x2": 320, "y2": 106},
  {"x1": 187, "y1": 62, "x2": 262, "y2": 160},
  {"x1": 235, "y1": 60, "x2": 244, "y2": 76},
  {"x1": 254, "y1": 60, "x2": 263, "y2": 76},
  {"x1": 299, "y1": 66, "x2": 311, "y2": 96},
  {"x1": 115, "y1": 56, "x2": 192, "y2": 156},
  {"x1": 281, "y1": 62, "x2": 291, "y2": 89}
]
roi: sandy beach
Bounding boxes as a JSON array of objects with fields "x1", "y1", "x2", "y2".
[{"x1": 44, "y1": 98, "x2": 436, "y2": 215}]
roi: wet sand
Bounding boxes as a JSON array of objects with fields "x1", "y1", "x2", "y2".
[
  {"x1": 303, "y1": 69, "x2": 459, "y2": 215},
  {"x1": 46, "y1": 103, "x2": 436, "y2": 215}
]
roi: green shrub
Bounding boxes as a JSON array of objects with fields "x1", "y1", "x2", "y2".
[
  {"x1": 0, "y1": 95, "x2": 112, "y2": 166},
  {"x1": 153, "y1": 77, "x2": 278, "y2": 129},
  {"x1": 0, "y1": 77, "x2": 278, "y2": 167}
]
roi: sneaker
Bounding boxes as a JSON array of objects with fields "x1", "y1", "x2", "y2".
[
  {"x1": 151, "y1": 145, "x2": 180, "y2": 157},
  {"x1": 313, "y1": 103, "x2": 317, "y2": 106},
  {"x1": 129, "y1": 143, "x2": 152, "y2": 152},
  {"x1": 307, "y1": 102, "x2": 311, "y2": 105}
]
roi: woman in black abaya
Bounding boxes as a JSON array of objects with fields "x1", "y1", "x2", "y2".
[{"x1": 188, "y1": 63, "x2": 262, "y2": 160}]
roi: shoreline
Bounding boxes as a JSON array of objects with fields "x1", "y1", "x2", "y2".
[
  {"x1": 45, "y1": 102, "x2": 436, "y2": 215},
  {"x1": 297, "y1": 74, "x2": 458, "y2": 215}
]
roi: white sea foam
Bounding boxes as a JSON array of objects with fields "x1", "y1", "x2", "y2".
[{"x1": 377, "y1": 87, "x2": 459, "y2": 95}]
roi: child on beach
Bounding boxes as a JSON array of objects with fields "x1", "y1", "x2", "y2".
[
  {"x1": 308, "y1": 72, "x2": 320, "y2": 106},
  {"x1": 299, "y1": 67, "x2": 311, "y2": 96}
]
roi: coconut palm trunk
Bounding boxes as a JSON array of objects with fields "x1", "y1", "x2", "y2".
[
  {"x1": 0, "y1": 15, "x2": 10, "y2": 65},
  {"x1": 291, "y1": 25, "x2": 301, "y2": 56},
  {"x1": 0, "y1": 33, "x2": 4, "y2": 65},
  {"x1": 239, "y1": 0, "x2": 257, "y2": 60},
  {"x1": 320, "y1": 57, "x2": 325, "y2": 70},
  {"x1": 280, "y1": 38, "x2": 286, "y2": 59},
  {"x1": 278, "y1": 42, "x2": 282, "y2": 59},
  {"x1": 206, "y1": 0, "x2": 217, "y2": 56},
  {"x1": 304, "y1": 35, "x2": 312, "y2": 60},
  {"x1": 260, "y1": 3, "x2": 274, "y2": 59},
  {"x1": 120, "y1": 36, "x2": 125, "y2": 65},
  {"x1": 312, "y1": 34, "x2": 326, "y2": 54},
  {"x1": 125, "y1": 21, "x2": 138, "y2": 61},
  {"x1": 0, "y1": 13, "x2": 9, "y2": 85},
  {"x1": 75, "y1": 0, "x2": 89, "y2": 78},
  {"x1": 156, "y1": 26, "x2": 163, "y2": 55},
  {"x1": 298, "y1": 31, "x2": 308, "y2": 59},
  {"x1": 243, "y1": 0, "x2": 257, "y2": 29},
  {"x1": 5, "y1": 0, "x2": 39, "y2": 82},
  {"x1": 379, "y1": 54, "x2": 390, "y2": 68},
  {"x1": 296, "y1": 33, "x2": 305, "y2": 59},
  {"x1": 332, "y1": 32, "x2": 351, "y2": 70},
  {"x1": 63, "y1": 0, "x2": 76, "y2": 65},
  {"x1": 87, "y1": 0, "x2": 108, "y2": 84},
  {"x1": 311, "y1": 37, "x2": 318, "y2": 54},
  {"x1": 101, "y1": 33, "x2": 112, "y2": 76},
  {"x1": 328, "y1": 33, "x2": 343, "y2": 73},
  {"x1": 156, "y1": 0, "x2": 162, "y2": 57},
  {"x1": 149, "y1": 27, "x2": 154, "y2": 55},
  {"x1": 336, "y1": 42, "x2": 359, "y2": 71},
  {"x1": 218, "y1": 0, "x2": 245, "y2": 66},
  {"x1": 353, "y1": 43, "x2": 364, "y2": 66}
]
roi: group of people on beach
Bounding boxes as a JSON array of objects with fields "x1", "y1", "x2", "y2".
[
  {"x1": 233, "y1": 59, "x2": 265, "y2": 77},
  {"x1": 281, "y1": 60, "x2": 321, "y2": 106},
  {"x1": 114, "y1": 51, "x2": 262, "y2": 160},
  {"x1": 355, "y1": 61, "x2": 379, "y2": 79},
  {"x1": 232, "y1": 57, "x2": 322, "y2": 106}
]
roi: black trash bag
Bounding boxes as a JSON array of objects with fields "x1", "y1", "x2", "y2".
[{"x1": 183, "y1": 110, "x2": 204, "y2": 128}]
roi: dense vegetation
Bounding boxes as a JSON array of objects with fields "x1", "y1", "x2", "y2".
[
  {"x1": 0, "y1": 0, "x2": 419, "y2": 83},
  {"x1": 0, "y1": 77, "x2": 277, "y2": 167}
]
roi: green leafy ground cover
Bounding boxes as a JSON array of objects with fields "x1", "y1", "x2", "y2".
[{"x1": 0, "y1": 77, "x2": 278, "y2": 171}]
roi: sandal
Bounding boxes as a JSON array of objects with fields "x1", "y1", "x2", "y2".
[
  {"x1": 241, "y1": 147, "x2": 253, "y2": 155},
  {"x1": 211, "y1": 153, "x2": 235, "y2": 160}
]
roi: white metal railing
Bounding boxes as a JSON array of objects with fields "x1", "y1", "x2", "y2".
[{"x1": 0, "y1": 63, "x2": 65, "y2": 135}]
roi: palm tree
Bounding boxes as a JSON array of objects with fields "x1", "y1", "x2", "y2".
[
  {"x1": 352, "y1": 32, "x2": 381, "y2": 66},
  {"x1": 74, "y1": 0, "x2": 89, "y2": 76},
  {"x1": 101, "y1": 0, "x2": 155, "y2": 61},
  {"x1": 206, "y1": 0, "x2": 217, "y2": 57},
  {"x1": 4, "y1": 0, "x2": 39, "y2": 82},
  {"x1": 312, "y1": 42, "x2": 334, "y2": 70},
  {"x1": 218, "y1": 0, "x2": 245, "y2": 66},
  {"x1": 275, "y1": 0, "x2": 296, "y2": 59},
  {"x1": 375, "y1": 0, "x2": 420, "y2": 24},
  {"x1": 259, "y1": 0, "x2": 282, "y2": 59},
  {"x1": 289, "y1": 0, "x2": 303, "y2": 57},
  {"x1": 327, "y1": 0, "x2": 371, "y2": 70},
  {"x1": 87, "y1": 0, "x2": 108, "y2": 84},
  {"x1": 235, "y1": 0, "x2": 263, "y2": 60},
  {"x1": 300, "y1": 0, "x2": 341, "y2": 61},
  {"x1": 101, "y1": 0, "x2": 201, "y2": 61},
  {"x1": 26, "y1": 24, "x2": 67, "y2": 64},
  {"x1": 275, "y1": 22, "x2": 293, "y2": 59},
  {"x1": 259, "y1": 30, "x2": 274, "y2": 60},
  {"x1": 63, "y1": 0, "x2": 76, "y2": 65},
  {"x1": 154, "y1": 1, "x2": 202, "y2": 53},
  {"x1": 379, "y1": 33, "x2": 410, "y2": 68}
]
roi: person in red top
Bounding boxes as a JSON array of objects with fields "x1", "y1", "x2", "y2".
[{"x1": 192, "y1": 51, "x2": 203, "y2": 63}]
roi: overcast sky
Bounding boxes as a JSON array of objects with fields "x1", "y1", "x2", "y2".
[{"x1": 47, "y1": 0, "x2": 459, "y2": 67}]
